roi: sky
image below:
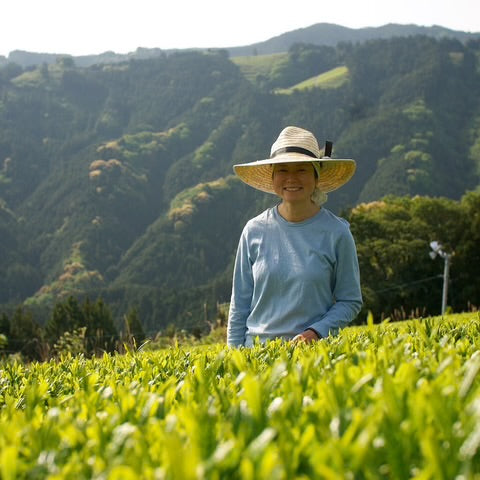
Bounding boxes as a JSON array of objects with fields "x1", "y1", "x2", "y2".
[{"x1": 1, "y1": 0, "x2": 479, "y2": 57}]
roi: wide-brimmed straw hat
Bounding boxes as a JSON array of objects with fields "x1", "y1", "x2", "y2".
[{"x1": 233, "y1": 126, "x2": 356, "y2": 194}]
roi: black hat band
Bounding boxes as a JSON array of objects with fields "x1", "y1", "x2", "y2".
[{"x1": 271, "y1": 146, "x2": 318, "y2": 159}]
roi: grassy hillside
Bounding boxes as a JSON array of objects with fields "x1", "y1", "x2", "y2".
[
  {"x1": 275, "y1": 65, "x2": 349, "y2": 93},
  {"x1": 0, "y1": 312, "x2": 478, "y2": 478},
  {"x1": 232, "y1": 53, "x2": 288, "y2": 83}
]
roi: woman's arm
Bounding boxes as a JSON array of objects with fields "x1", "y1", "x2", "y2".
[
  {"x1": 227, "y1": 231, "x2": 254, "y2": 346},
  {"x1": 309, "y1": 229, "x2": 363, "y2": 338}
]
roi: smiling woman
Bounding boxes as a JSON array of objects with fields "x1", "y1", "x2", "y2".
[
  {"x1": 227, "y1": 126, "x2": 363, "y2": 347},
  {"x1": 272, "y1": 162, "x2": 319, "y2": 221}
]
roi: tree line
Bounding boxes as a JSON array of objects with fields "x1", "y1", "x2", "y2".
[
  {"x1": 348, "y1": 191, "x2": 480, "y2": 321},
  {"x1": 0, "y1": 296, "x2": 145, "y2": 361}
]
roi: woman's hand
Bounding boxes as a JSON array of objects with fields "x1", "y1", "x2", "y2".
[{"x1": 292, "y1": 329, "x2": 319, "y2": 344}]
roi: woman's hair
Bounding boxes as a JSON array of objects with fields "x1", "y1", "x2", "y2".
[
  {"x1": 312, "y1": 188, "x2": 328, "y2": 206},
  {"x1": 312, "y1": 162, "x2": 327, "y2": 205}
]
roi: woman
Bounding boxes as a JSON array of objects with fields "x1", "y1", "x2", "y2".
[{"x1": 227, "y1": 126, "x2": 362, "y2": 347}]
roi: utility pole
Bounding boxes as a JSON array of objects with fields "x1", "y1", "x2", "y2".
[{"x1": 429, "y1": 241, "x2": 453, "y2": 315}]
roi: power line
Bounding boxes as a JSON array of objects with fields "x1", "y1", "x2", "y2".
[{"x1": 373, "y1": 274, "x2": 443, "y2": 294}]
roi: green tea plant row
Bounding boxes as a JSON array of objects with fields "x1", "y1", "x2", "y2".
[{"x1": 1, "y1": 313, "x2": 479, "y2": 479}]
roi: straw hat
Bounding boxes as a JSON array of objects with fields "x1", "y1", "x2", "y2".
[{"x1": 233, "y1": 126, "x2": 356, "y2": 194}]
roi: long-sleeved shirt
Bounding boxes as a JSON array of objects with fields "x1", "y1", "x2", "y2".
[{"x1": 227, "y1": 205, "x2": 362, "y2": 347}]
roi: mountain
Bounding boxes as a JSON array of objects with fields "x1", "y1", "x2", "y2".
[
  {"x1": 227, "y1": 23, "x2": 480, "y2": 56},
  {"x1": 1, "y1": 23, "x2": 479, "y2": 68},
  {"x1": 0, "y1": 34, "x2": 479, "y2": 332}
]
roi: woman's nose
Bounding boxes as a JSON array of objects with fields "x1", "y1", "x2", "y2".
[{"x1": 285, "y1": 171, "x2": 299, "y2": 180}]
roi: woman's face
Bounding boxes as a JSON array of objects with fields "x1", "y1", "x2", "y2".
[{"x1": 272, "y1": 162, "x2": 317, "y2": 204}]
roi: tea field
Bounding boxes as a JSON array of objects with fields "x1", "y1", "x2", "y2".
[{"x1": 1, "y1": 313, "x2": 479, "y2": 479}]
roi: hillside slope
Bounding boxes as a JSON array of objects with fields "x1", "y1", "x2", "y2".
[{"x1": 0, "y1": 36, "x2": 479, "y2": 330}]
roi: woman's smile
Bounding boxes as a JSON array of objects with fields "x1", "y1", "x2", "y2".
[{"x1": 273, "y1": 162, "x2": 316, "y2": 203}]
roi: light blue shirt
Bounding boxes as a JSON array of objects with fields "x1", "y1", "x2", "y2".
[{"x1": 227, "y1": 206, "x2": 362, "y2": 347}]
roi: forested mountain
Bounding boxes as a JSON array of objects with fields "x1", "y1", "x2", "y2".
[
  {"x1": 2, "y1": 23, "x2": 479, "y2": 68},
  {"x1": 1, "y1": 34, "x2": 479, "y2": 334},
  {"x1": 227, "y1": 22, "x2": 480, "y2": 56}
]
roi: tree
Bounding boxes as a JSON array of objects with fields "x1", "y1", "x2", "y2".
[
  {"x1": 348, "y1": 192, "x2": 480, "y2": 320},
  {"x1": 122, "y1": 307, "x2": 146, "y2": 348},
  {"x1": 0, "y1": 312, "x2": 9, "y2": 336},
  {"x1": 8, "y1": 306, "x2": 45, "y2": 360},
  {"x1": 46, "y1": 296, "x2": 118, "y2": 355},
  {"x1": 83, "y1": 297, "x2": 118, "y2": 354},
  {"x1": 46, "y1": 296, "x2": 84, "y2": 342}
]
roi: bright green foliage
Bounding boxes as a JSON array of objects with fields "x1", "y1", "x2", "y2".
[
  {"x1": 275, "y1": 66, "x2": 349, "y2": 94},
  {"x1": 232, "y1": 53, "x2": 288, "y2": 83},
  {"x1": 1, "y1": 313, "x2": 479, "y2": 479},
  {"x1": 53, "y1": 327, "x2": 87, "y2": 357}
]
